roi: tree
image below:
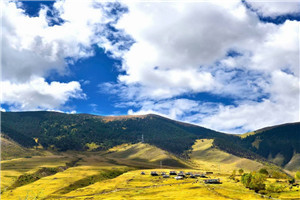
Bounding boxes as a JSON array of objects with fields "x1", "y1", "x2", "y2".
[
  {"x1": 249, "y1": 173, "x2": 266, "y2": 192},
  {"x1": 259, "y1": 168, "x2": 269, "y2": 176},
  {"x1": 241, "y1": 172, "x2": 266, "y2": 192},
  {"x1": 241, "y1": 173, "x2": 252, "y2": 188},
  {"x1": 238, "y1": 169, "x2": 244, "y2": 176}
]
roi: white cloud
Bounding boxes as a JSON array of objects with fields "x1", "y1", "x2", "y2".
[
  {"x1": 1, "y1": 0, "x2": 117, "y2": 110},
  {"x1": 2, "y1": 77, "x2": 85, "y2": 111},
  {"x1": 128, "y1": 69, "x2": 300, "y2": 134},
  {"x1": 104, "y1": 1, "x2": 279, "y2": 101},
  {"x1": 103, "y1": 1, "x2": 299, "y2": 133},
  {"x1": 246, "y1": 0, "x2": 300, "y2": 17},
  {"x1": 250, "y1": 20, "x2": 299, "y2": 75},
  {"x1": 2, "y1": 0, "x2": 113, "y2": 82}
]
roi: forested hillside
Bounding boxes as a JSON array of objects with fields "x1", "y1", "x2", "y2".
[
  {"x1": 240, "y1": 123, "x2": 300, "y2": 167},
  {"x1": 1, "y1": 111, "x2": 232, "y2": 155},
  {"x1": 1, "y1": 111, "x2": 299, "y2": 168}
]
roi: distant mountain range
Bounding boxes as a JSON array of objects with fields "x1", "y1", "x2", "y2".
[{"x1": 1, "y1": 111, "x2": 299, "y2": 171}]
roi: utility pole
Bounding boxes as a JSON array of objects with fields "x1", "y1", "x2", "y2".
[{"x1": 141, "y1": 134, "x2": 144, "y2": 143}]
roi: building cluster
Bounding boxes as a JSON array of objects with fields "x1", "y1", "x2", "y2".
[{"x1": 141, "y1": 170, "x2": 221, "y2": 184}]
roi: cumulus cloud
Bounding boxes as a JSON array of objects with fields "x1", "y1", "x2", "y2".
[
  {"x1": 2, "y1": 0, "x2": 118, "y2": 82},
  {"x1": 102, "y1": 1, "x2": 299, "y2": 133},
  {"x1": 128, "y1": 69, "x2": 300, "y2": 133},
  {"x1": 2, "y1": 77, "x2": 85, "y2": 111},
  {"x1": 104, "y1": 1, "x2": 280, "y2": 101},
  {"x1": 1, "y1": 0, "x2": 117, "y2": 111},
  {"x1": 246, "y1": 0, "x2": 300, "y2": 17}
]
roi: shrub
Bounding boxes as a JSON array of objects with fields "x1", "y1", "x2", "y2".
[
  {"x1": 271, "y1": 171, "x2": 289, "y2": 179},
  {"x1": 259, "y1": 168, "x2": 269, "y2": 176},
  {"x1": 266, "y1": 183, "x2": 286, "y2": 193},
  {"x1": 288, "y1": 178, "x2": 295, "y2": 184}
]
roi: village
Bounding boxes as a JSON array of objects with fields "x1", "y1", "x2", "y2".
[{"x1": 142, "y1": 170, "x2": 222, "y2": 184}]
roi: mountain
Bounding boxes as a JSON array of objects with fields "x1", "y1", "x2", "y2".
[{"x1": 1, "y1": 111, "x2": 299, "y2": 171}]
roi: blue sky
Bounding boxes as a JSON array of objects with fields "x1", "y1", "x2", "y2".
[{"x1": 1, "y1": 0, "x2": 300, "y2": 134}]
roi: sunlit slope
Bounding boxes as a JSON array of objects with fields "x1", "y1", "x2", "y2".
[
  {"x1": 284, "y1": 153, "x2": 300, "y2": 171},
  {"x1": 106, "y1": 143, "x2": 189, "y2": 168},
  {"x1": 1, "y1": 135, "x2": 46, "y2": 160},
  {"x1": 189, "y1": 139, "x2": 263, "y2": 173}
]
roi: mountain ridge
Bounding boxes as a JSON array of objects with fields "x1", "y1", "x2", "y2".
[{"x1": 1, "y1": 111, "x2": 299, "y2": 171}]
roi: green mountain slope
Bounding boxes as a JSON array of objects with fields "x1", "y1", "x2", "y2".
[
  {"x1": 1, "y1": 111, "x2": 299, "y2": 170},
  {"x1": 239, "y1": 122, "x2": 300, "y2": 170},
  {"x1": 1, "y1": 111, "x2": 234, "y2": 155}
]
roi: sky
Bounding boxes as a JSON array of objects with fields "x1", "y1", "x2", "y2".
[{"x1": 1, "y1": 0, "x2": 300, "y2": 134}]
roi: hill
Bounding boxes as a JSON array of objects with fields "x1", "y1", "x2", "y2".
[
  {"x1": 239, "y1": 122, "x2": 300, "y2": 170},
  {"x1": 1, "y1": 111, "x2": 299, "y2": 171},
  {"x1": 189, "y1": 139, "x2": 264, "y2": 173},
  {"x1": 0, "y1": 111, "x2": 235, "y2": 155}
]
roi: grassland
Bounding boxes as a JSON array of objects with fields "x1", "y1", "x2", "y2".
[
  {"x1": 189, "y1": 139, "x2": 264, "y2": 173},
  {"x1": 1, "y1": 141, "x2": 299, "y2": 200}
]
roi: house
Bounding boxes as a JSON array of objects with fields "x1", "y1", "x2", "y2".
[
  {"x1": 177, "y1": 172, "x2": 186, "y2": 177},
  {"x1": 204, "y1": 178, "x2": 222, "y2": 184},
  {"x1": 151, "y1": 171, "x2": 159, "y2": 176},
  {"x1": 163, "y1": 174, "x2": 170, "y2": 178},
  {"x1": 200, "y1": 174, "x2": 208, "y2": 178},
  {"x1": 170, "y1": 171, "x2": 177, "y2": 175},
  {"x1": 174, "y1": 176, "x2": 184, "y2": 180},
  {"x1": 190, "y1": 174, "x2": 196, "y2": 178}
]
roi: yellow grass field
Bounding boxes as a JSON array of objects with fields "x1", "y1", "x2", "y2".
[{"x1": 1, "y1": 141, "x2": 299, "y2": 200}]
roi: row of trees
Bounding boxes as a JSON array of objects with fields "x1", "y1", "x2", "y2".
[
  {"x1": 241, "y1": 172, "x2": 267, "y2": 192},
  {"x1": 238, "y1": 168, "x2": 300, "y2": 194}
]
